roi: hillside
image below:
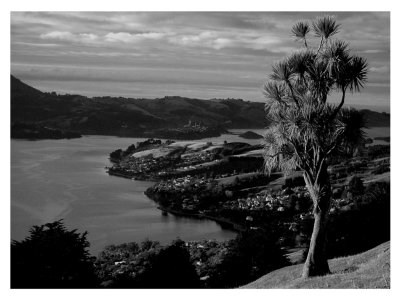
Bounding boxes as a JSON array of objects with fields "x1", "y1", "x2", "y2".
[
  {"x1": 361, "y1": 109, "x2": 390, "y2": 127},
  {"x1": 242, "y1": 241, "x2": 390, "y2": 289},
  {"x1": 11, "y1": 75, "x2": 266, "y2": 138},
  {"x1": 10, "y1": 75, "x2": 390, "y2": 139}
]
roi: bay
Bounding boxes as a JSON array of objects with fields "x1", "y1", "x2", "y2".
[{"x1": 11, "y1": 136, "x2": 237, "y2": 255}]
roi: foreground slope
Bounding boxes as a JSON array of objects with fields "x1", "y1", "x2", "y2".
[{"x1": 242, "y1": 241, "x2": 390, "y2": 289}]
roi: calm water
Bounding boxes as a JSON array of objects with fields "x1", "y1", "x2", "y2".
[
  {"x1": 10, "y1": 127, "x2": 389, "y2": 255},
  {"x1": 363, "y1": 127, "x2": 390, "y2": 145},
  {"x1": 11, "y1": 136, "x2": 236, "y2": 255},
  {"x1": 230, "y1": 127, "x2": 390, "y2": 145}
]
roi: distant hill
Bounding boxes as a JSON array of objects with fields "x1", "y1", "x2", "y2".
[
  {"x1": 11, "y1": 75, "x2": 42, "y2": 96},
  {"x1": 10, "y1": 75, "x2": 390, "y2": 139},
  {"x1": 239, "y1": 131, "x2": 264, "y2": 139},
  {"x1": 243, "y1": 241, "x2": 390, "y2": 289},
  {"x1": 360, "y1": 109, "x2": 390, "y2": 127}
]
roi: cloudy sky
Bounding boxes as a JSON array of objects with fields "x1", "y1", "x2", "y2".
[{"x1": 11, "y1": 12, "x2": 390, "y2": 108}]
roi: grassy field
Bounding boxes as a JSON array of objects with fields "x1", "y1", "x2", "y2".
[{"x1": 242, "y1": 241, "x2": 390, "y2": 289}]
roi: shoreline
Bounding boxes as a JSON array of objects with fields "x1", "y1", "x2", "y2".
[
  {"x1": 107, "y1": 168, "x2": 159, "y2": 181},
  {"x1": 155, "y1": 205, "x2": 246, "y2": 233},
  {"x1": 11, "y1": 129, "x2": 225, "y2": 141},
  {"x1": 107, "y1": 165, "x2": 245, "y2": 235}
]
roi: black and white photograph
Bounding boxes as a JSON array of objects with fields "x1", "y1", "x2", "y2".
[{"x1": 6, "y1": 3, "x2": 394, "y2": 293}]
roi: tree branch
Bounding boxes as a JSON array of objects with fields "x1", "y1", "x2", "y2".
[
  {"x1": 303, "y1": 171, "x2": 317, "y2": 203},
  {"x1": 317, "y1": 37, "x2": 324, "y2": 52},
  {"x1": 287, "y1": 81, "x2": 300, "y2": 109},
  {"x1": 314, "y1": 138, "x2": 339, "y2": 183},
  {"x1": 330, "y1": 86, "x2": 346, "y2": 121},
  {"x1": 289, "y1": 139, "x2": 315, "y2": 182},
  {"x1": 314, "y1": 156, "x2": 326, "y2": 184}
]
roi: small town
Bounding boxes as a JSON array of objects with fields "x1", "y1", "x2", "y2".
[{"x1": 108, "y1": 138, "x2": 390, "y2": 256}]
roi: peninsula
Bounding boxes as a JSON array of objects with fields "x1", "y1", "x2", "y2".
[{"x1": 108, "y1": 138, "x2": 390, "y2": 270}]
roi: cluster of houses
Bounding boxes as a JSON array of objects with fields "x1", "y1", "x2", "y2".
[
  {"x1": 330, "y1": 197, "x2": 363, "y2": 213},
  {"x1": 111, "y1": 154, "x2": 178, "y2": 179},
  {"x1": 177, "y1": 151, "x2": 216, "y2": 169},
  {"x1": 223, "y1": 186, "x2": 311, "y2": 213},
  {"x1": 164, "y1": 122, "x2": 211, "y2": 135},
  {"x1": 148, "y1": 175, "x2": 220, "y2": 211},
  {"x1": 224, "y1": 193, "x2": 287, "y2": 212},
  {"x1": 151, "y1": 175, "x2": 214, "y2": 194}
]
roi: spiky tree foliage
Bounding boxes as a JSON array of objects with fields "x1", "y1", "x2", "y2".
[
  {"x1": 263, "y1": 15, "x2": 368, "y2": 278},
  {"x1": 292, "y1": 21, "x2": 310, "y2": 47}
]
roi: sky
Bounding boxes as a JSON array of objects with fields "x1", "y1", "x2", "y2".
[{"x1": 10, "y1": 11, "x2": 390, "y2": 109}]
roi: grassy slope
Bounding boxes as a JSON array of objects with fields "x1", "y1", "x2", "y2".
[{"x1": 242, "y1": 241, "x2": 390, "y2": 289}]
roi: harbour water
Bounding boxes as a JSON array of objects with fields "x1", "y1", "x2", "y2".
[
  {"x1": 11, "y1": 126, "x2": 388, "y2": 254},
  {"x1": 11, "y1": 136, "x2": 237, "y2": 255}
]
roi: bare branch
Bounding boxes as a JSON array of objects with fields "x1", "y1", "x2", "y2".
[
  {"x1": 317, "y1": 37, "x2": 324, "y2": 52},
  {"x1": 329, "y1": 86, "x2": 346, "y2": 121}
]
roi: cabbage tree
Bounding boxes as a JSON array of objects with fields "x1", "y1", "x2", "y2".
[{"x1": 263, "y1": 15, "x2": 368, "y2": 277}]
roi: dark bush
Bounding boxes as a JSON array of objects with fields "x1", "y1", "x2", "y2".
[
  {"x1": 301, "y1": 181, "x2": 390, "y2": 260},
  {"x1": 110, "y1": 149, "x2": 123, "y2": 161},
  {"x1": 372, "y1": 164, "x2": 390, "y2": 175},
  {"x1": 283, "y1": 176, "x2": 305, "y2": 189},
  {"x1": 367, "y1": 145, "x2": 390, "y2": 160},
  {"x1": 11, "y1": 220, "x2": 97, "y2": 288},
  {"x1": 347, "y1": 176, "x2": 365, "y2": 198},
  {"x1": 327, "y1": 181, "x2": 390, "y2": 258},
  {"x1": 206, "y1": 229, "x2": 289, "y2": 288},
  {"x1": 137, "y1": 239, "x2": 201, "y2": 288},
  {"x1": 95, "y1": 239, "x2": 201, "y2": 288}
]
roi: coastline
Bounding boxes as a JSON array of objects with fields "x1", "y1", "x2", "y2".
[
  {"x1": 11, "y1": 126, "x2": 225, "y2": 141},
  {"x1": 106, "y1": 167, "x2": 160, "y2": 181},
  {"x1": 155, "y1": 205, "x2": 246, "y2": 233},
  {"x1": 106, "y1": 138, "x2": 250, "y2": 235},
  {"x1": 107, "y1": 162, "x2": 245, "y2": 234}
]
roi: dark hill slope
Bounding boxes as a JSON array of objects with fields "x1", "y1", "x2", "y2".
[
  {"x1": 11, "y1": 76, "x2": 389, "y2": 138},
  {"x1": 10, "y1": 76, "x2": 266, "y2": 136},
  {"x1": 11, "y1": 75, "x2": 42, "y2": 96},
  {"x1": 361, "y1": 109, "x2": 390, "y2": 127}
]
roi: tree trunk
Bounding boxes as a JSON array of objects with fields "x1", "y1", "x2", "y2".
[
  {"x1": 301, "y1": 207, "x2": 330, "y2": 277},
  {"x1": 302, "y1": 165, "x2": 332, "y2": 278}
]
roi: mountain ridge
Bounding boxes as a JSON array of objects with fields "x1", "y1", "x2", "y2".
[{"x1": 10, "y1": 75, "x2": 390, "y2": 139}]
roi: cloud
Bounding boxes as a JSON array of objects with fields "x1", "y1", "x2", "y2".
[
  {"x1": 168, "y1": 31, "x2": 217, "y2": 47},
  {"x1": 213, "y1": 38, "x2": 234, "y2": 50},
  {"x1": 167, "y1": 30, "x2": 291, "y2": 52},
  {"x1": 40, "y1": 31, "x2": 99, "y2": 43},
  {"x1": 40, "y1": 30, "x2": 168, "y2": 46},
  {"x1": 40, "y1": 31, "x2": 74, "y2": 40},
  {"x1": 362, "y1": 49, "x2": 387, "y2": 54},
  {"x1": 14, "y1": 42, "x2": 60, "y2": 47},
  {"x1": 370, "y1": 65, "x2": 390, "y2": 74},
  {"x1": 59, "y1": 51, "x2": 144, "y2": 57},
  {"x1": 104, "y1": 32, "x2": 166, "y2": 43}
]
